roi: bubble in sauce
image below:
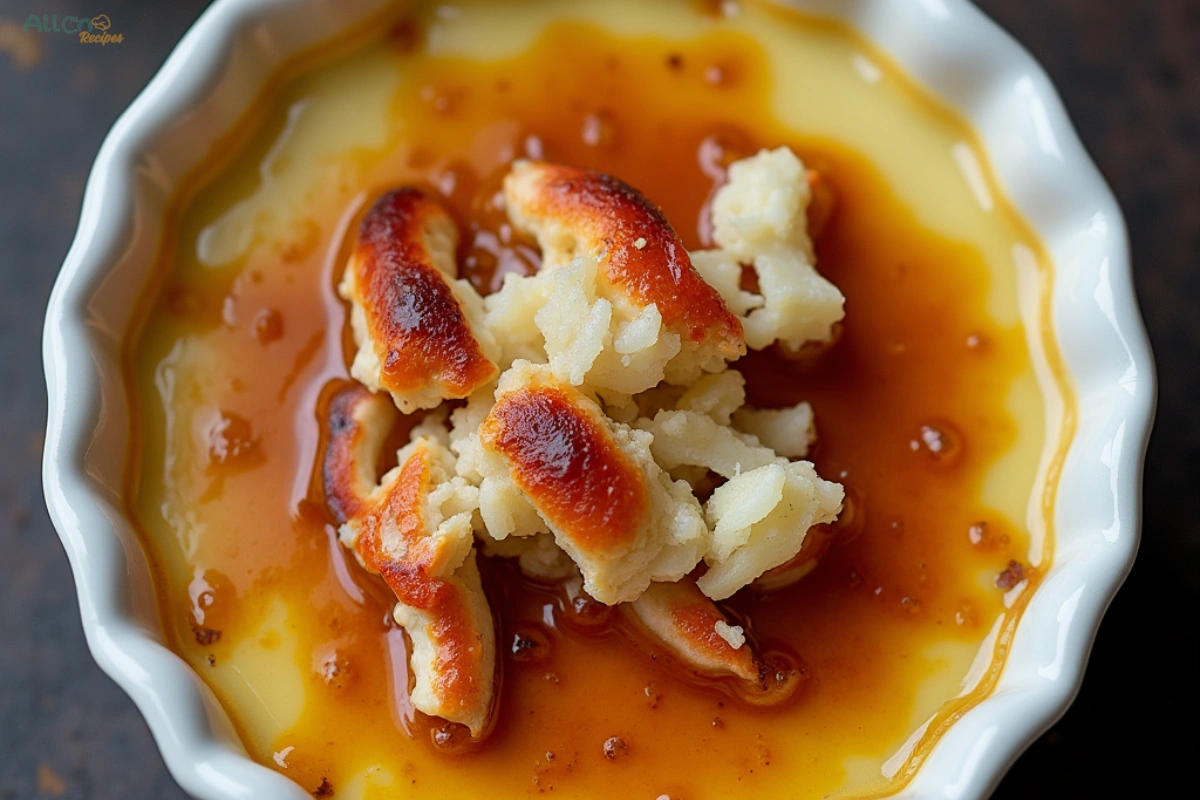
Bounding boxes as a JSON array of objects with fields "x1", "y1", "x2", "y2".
[
  {"x1": 559, "y1": 578, "x2": 613, "y2": 631},
  {"x1": 602, "y1": 736, "x2": 629, "y2": 760},
  {"x1": 910, "y1": 420, "x2": 965, "y2": 466},
  {"x1": 253, "y1": 308, "x2": 283, "y2": 345},
  {"x1": 900, "y1": 596, "x2": 921, "y2": 614},
  {"x1": 317, "y1": 650, "x2": 354, "y2": 690},
  {"x1": 738, "y1": 651, "x2": 807, "y2": 707},
  {"x1": 697, "y1": 126, "x2": 756, "y2": 180},
  {"x1": 701, "y1": 63, "x2": 722, "y2": 84},
  {"x1": 509, "y1": 625, "x2": 552, "y2": 663},
  {"x1": 581, "y1": 110, "x2": 617, "y2": 148},
  {"x1": 643, "y1": 682, "x2": 662, "y2": 709},
  {"x1": 430, "y1": 721, "x2": 472, "y2": 753},
  {"x1": 188, "y1": 567, "x2": 235, "y2": 633}
]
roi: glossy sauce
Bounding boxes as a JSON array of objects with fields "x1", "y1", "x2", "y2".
[{"x1": 125, "y1": 2, "x2": 1070, "y2": 797}]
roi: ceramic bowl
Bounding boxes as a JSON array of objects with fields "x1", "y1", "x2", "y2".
[{"x1": 42, "y1": 0, "x2": 1154, "y2": 797}]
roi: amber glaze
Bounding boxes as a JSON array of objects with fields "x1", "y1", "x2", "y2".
[{"x1": 124, "y1": 10, "x2": 1064, "y2": 799}]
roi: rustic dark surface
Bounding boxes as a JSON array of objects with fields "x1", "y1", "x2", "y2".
[{"x1": 0, "y1": 1, "x2": 1194, "y2": 797}]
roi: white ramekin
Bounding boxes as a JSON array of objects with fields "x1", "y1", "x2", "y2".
[{"x1": 41, "y1": 1, "x2": 1154, "y2": 797}]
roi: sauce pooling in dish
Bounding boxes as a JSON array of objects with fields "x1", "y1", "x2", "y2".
[{"x1": 125, "y1": 1, "x2": 1069, "y2": 797}]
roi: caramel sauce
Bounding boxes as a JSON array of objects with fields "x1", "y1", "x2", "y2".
[{"x1": 125, "y1": 4, "x2": 1067, "y2": 798}]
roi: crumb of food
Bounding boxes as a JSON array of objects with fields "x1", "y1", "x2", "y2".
[
  {"x1": 713, "y1": 620, "x2": 745, "y2": 650},
  {"x1": 700, "y1": 460, "x2": 843, "y2": 599},
  {"x1": 206, "y1": 655, "x2": 216, "y2": 667},
  {"x1": 995, "y1": 560, "x2": 1027, "y2": 590},
  {"x1": 633, "y1": 237, "x2": 647, "y2": 249},
  {"x1": 36, "y1": 762, "x2": 66, "y2": 796},
  {"x1": 431, "y1": 726, "x2": 457, "y2": 749},
  {"x1": 915, "y1": 421, "x2": 963, "y2": 464},
  {"x1": 312, "y1": 777, "x2": 334, "y2": 797},
  {"x1": 192, "y1": 625, "x2": 221, "y2": 646},
  {"x1": 581, "y1": 111, "x2": 617, "y2": 148},
  {"x1": 319, "y1": 653, "x2": 352, "y2": 689},
  {"x1": 602, "y1": 736, "x2": 629, "y2": 760},
  {"x1": 206, "y1": 411, "x2": 259, "y2": 467}
]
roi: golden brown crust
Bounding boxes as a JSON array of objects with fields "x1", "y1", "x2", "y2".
[
  {"x1": 480, "y1": 384, "x2": 649, "y2": 556},
  {"x1": 348, "y1": 188, "x2": 497, "y2": 400},
  {"x1": 505, "y1": 161, "x2": 744, "y2": 355}
]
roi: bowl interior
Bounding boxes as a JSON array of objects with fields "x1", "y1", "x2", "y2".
[{"x1": 42, "y1": 1, "x2": 1152, "y2": 798}]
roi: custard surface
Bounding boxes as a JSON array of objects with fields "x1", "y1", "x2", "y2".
[{"x1": 126, "y1": 1, "x2": 1069, "y2": 797}]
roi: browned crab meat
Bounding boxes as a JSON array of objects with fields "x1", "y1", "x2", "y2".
[
  {"x1": 624, "y1": 578, "x2": 806, "y2": 707},
  {"x1": 476, "y1": 362, "x2": 708, "y2": 605},
  {"x1": 339, "y1": 188, "x2": 499, "y2": 413},
  {"x1": 323, "y1": 385, "x2": 496, "y2": 738},
  {"x1": 625, "y1": 578, "x2": 760, "y2": 683},
  {"x1": 504, "y1": 159, "x2": 746, "y2": 378}
]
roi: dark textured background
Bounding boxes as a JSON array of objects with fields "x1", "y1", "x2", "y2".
[{"x1": 0, "y1": 1, "x2": 1194, "y2": 797}]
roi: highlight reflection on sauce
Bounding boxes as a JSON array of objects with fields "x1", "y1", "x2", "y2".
[{"x1": 128, "y1": 4, "x2": 1062, "y2": 798}]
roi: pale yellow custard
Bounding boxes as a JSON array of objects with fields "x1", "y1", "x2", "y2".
[{"x1": 124, "y1": 1, "x2": 1072, "y2": 797}]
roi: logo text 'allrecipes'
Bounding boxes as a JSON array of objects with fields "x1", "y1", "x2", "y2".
[{"x1": 23, "y1": 14, "x2": 124, "y2": 44}]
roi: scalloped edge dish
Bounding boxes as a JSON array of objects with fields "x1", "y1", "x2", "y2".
[{"x1": 42, "y1": 1, "x2": 1154, "y2": 797}]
